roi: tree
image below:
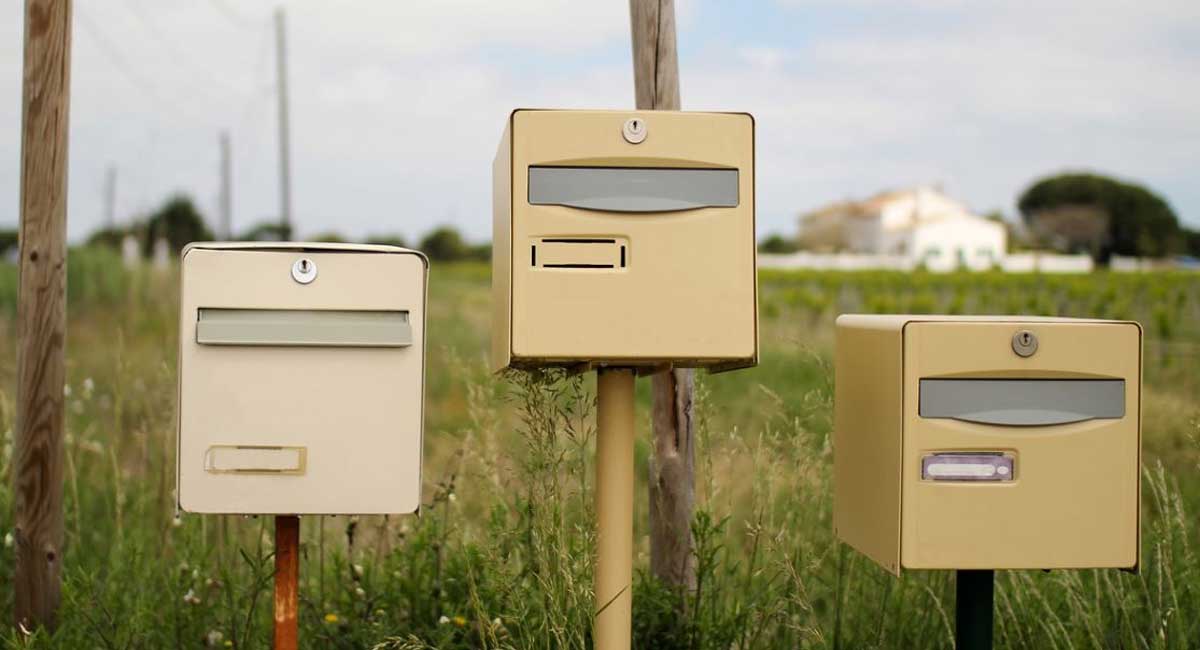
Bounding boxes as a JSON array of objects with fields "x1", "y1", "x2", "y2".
[
  {"x1": 1185, "y1": 228, "x2": 1200, "y2": 258},
  {"x1": 142, "y1": 195, "x2": 213, "y2": 256},
  {"x1": 0, "y1": 228, "x2": 19, "y2": 259},
  {"x1": 367, "y1": 234, "x2": 408, "y2": 249},
  {"x1": 1018, "y1": 173, "x2": 1182, "y2": 263},
  {"x1": 239, "y1": 220, "x2": 290, "y2": 242},
  {"x1": 758, "y1": 233, "x2": 799, "y2": 254},
  {"x1": 418, "y1": 226, "x2": 470, "y2": 262}
]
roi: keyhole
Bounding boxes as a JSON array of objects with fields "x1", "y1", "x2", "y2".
[
  {"x1": 300, "y1": 259, "x2": 309, "y2": 273},
  {"x1": 1021, "y1": 332, "x2": 1030, "y2": 345}
]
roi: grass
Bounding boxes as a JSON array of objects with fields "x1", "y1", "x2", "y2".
[{"x1": 0, "y1": 247, "x2": 1197, "y2": 648}]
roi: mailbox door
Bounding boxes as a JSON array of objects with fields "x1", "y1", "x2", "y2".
[
  {"x1": 506, "y1": 110, "x2": 757, "y2": 366},
  {"x1": 900, "y1": 321, "x2": 1140, "y2": 569},
  {"x1": 177, "y1": 247, "x2": 426, "y2": 514}
]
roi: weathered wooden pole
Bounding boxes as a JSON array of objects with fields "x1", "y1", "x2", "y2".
[
  {"x1": 14, "y1": 0, "x2": 72, "y2": 631},
  {"x1": 274, "y1": 515, "x2": 300, "y2": 650},
  {"x1": 629, "y1": 0, "x2": 696, "y2": 593}
]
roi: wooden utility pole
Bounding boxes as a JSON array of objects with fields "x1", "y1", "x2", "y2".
[
  {"x1": 274, "y1": 7, "x2": 293, "y2": 239},
  {"x1": 14, "y1": 0, "x2": 72, "y2": 631},
  {"x1": 629, "y1": 0, "x2": 695, "y2": 593},
  {"x1": 103, "y1": 164, "x2": 116, "y2": 228},
  {"x1": 219, "y1": 130, "x2": 232, "y2": 240}
]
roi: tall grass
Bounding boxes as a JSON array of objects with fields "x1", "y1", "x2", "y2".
[{"x1": 0, "y1": 252, "x2": 1197, "y2": 648}]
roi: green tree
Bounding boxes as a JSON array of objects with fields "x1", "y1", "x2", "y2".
[
  {"x1": 758, "y1": 233, "x2": 799, "y2": 254},
  {"x1": 1018, "y1": 173, "x2": 1182, "y2": 263},
  {"x1": 1185, "y1": 228, "x2": 1200, "y2": 258},
  {"x1": 367, "y1": 234, "x2": 408, "y2": 249},
  {"x1": 0, "y1": 228, "x2": 19, "y2": 259},
  {"x1": 143, "y1": 195, "x2": 213, "y2": 256},
  {"x1": 418, "y1": 226, "x2": 470, "y2": 261},
  {"x1": 239, "y1": 220, "x2": 290, "y2": 242},
  {"x1": 86, "y1": 226, "x2": 132, "y2": 251}
]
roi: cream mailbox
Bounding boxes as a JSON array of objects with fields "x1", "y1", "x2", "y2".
[
  {"x1": 834, "y1": 315, "x2": 1141, "y2": 573},
  {"x1": 176, "y1": 242, "x2": 428, "y2": 515},
  {"x1": 492, "y1": 109, "x2": 757, "y2": 370}
]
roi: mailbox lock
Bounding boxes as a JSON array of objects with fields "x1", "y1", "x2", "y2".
[
  {"x1": 622, "y1": 117, "x2": 647, "y2": 144},
  {"x1": 291, "y1": 258, "x2": 317, "y2": 284},
  {"x1": 1012, "y1": 329, "x2": 1038, "y2": 357}
]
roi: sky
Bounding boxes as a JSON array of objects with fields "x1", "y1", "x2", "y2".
[{"x1": 2, "y1": 0, "x2": 1198, "y2": 244}]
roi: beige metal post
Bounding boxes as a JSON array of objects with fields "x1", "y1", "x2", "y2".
[{"x1": 594, "y1": 368, "x2": 635, "y2": 650}]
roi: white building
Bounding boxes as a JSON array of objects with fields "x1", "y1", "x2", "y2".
[{"x1": 797, "y1": 187, "x2": 1007, "y2": 272}]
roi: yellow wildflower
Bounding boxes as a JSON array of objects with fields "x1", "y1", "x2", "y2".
[
  {"x1": 452, "y1": 615, "x2": 467, "y2": 627},
  {"x1": 324, "y1": 613, "x2": 339, "y2": 623}
]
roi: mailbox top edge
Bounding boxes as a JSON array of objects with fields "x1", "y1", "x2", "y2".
[
  {"x1": 836, "y1": 313, "x2": 1142, "y2": 333},
  {"x1": 182, "y1": 241, "x2": 429, "y2": 268}
]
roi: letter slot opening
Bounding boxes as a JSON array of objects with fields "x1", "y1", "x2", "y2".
[
  {"x1": 919, "y1": 378, "x2": 1125, "y2": 426},
  {"x1": 528, "y1": 166, "x2": 738, "y2": 212},
  {"x1": 196, "y1": 309, "x2": 412, "y2": 347},
  {"x1": 531, "y1": 237, "x2": 628, "y2": 271}
]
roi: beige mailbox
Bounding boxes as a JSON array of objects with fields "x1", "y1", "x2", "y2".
[
  {"x1": 176, "y1": 242, "x2": 428, "y2": 515},
  {"x1": 834, "y1": 315, "x2": 1141, "y2": 574},
  {"x1": 492, "y1": 109, "x2": 757, "y2": 371}
]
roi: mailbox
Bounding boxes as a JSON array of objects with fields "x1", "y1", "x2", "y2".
[
  {"x1": 175, "y1": 243, "x2": 428, "y2": 515},
  {"x1": 833, "y1": 315, "x2": 1141, "y2": 574},
  {"x1": 491, "y1": 109, "x2": 757, "y2": 371}
]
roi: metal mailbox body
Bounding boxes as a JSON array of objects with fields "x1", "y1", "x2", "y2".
[
  {"x1": 492, "y1": 109, "x2": 758, "y2": 371},
  {"x1": 176, "y1": 242, "x2": 428, "y2": 515},
  {"x1": 834, "y1": 315, "x2": 1141, "y2": 574}
]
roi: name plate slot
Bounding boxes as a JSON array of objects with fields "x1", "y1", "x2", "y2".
[
  {"x1": 919, "y1": 378, "x2": 1125, "y2": 426},
  {"x1": 528, "y1": 166, "x2": 739, "y2": 212},
  {"x1": 197, "y1": 309, "x2": 412, "y2": 347},
  {"x1": 205, "y1": 445, "x2": 307, "y2": 475}
]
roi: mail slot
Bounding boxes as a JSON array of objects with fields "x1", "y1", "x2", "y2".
[
  {"x1": 833, "y1": 315, "x2": 1141, "y2": 574},
  {"x1": 492, "y1": 109, "x2": 758, "y2": 370},
  {"x1": 175, "y1": 242, "x2": 428, "y2": 515}
]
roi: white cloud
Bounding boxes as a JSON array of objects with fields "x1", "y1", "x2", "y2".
[{"x1": 1, "y1": 0, "x2": 1197, "y2": 246}]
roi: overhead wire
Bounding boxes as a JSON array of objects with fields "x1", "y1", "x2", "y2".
[{"x1": 121, "y1": 0, "x2": 250, "y2": 98}]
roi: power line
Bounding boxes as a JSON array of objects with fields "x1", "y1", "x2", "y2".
[
  {"x1": 206, "y1": 0, "x2": 260, "y2": 31},
  {"x1": 74, "y1": 5, "x2": 213, "y2": 123},
  {"x1": 121, "y1": 0, "x2": 251, "y2": 98}
]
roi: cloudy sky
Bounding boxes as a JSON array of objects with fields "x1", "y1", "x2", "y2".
[{"x1": 2, "y1": 0, "x2": 1198, "y2": 243}]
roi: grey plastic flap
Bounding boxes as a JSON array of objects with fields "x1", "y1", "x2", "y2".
[
  {"x1": 919, "y1": 379, "x2": 1125, "y2": 426},
  {"x1": 528, "y1": 166, "x2": 738, "y2": 212},
  {"x1": 197, "y1": 309, "x2": 411, "y2": 347}
]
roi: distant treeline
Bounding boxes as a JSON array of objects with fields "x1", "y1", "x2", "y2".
[{"x1": 0, "y1": 193, "x2": 491, "y2": 263}]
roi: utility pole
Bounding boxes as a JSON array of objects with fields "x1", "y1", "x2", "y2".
[
  {"x1": 629, "y1": 0, "x2": 696, "y2": 595},
  {"x1": 15, "y1": 0, "x2": 72, "y2": 631},
  {"x1": 219, "y1": 131, "x2": 232, "y2": 240},
  {"x1": 104, "y1": 164, "x2": 116, "y2": 228},
  {"x1": 274, "y1": 6, "x2": 293, "y2": 239}
]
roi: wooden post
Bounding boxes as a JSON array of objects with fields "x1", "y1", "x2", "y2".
[
  {"x1": 14, "y1": 0, "x2": 72, "y2": 631},
  {"x1": 629, "y1": 0, "x2": 696, "y2": 593},
  {"x1": 274, "y1": 515, "x2": 300, "y2": 650}
]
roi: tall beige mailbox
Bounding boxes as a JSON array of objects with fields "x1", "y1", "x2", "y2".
[
  {"x1": 834, "y1": 315, "x2": 1141, "y2": 574},
  {"x1": 176, "y1": 242, "x2": 428, "y2": 515},
  {"x1": 492, "y1": 108, "x2": 757, "y2": 371},
  {"x1": 492, "y1": 109, "x2": 757, "y2": 650}
]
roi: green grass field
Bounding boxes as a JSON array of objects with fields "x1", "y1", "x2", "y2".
[{"x1": 0, "y1": 249, "x2": 1197, "y2": 649}]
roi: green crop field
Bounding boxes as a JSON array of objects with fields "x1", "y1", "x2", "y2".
[{"x1": 0, "y1": 248, "x2": 1198, "y2": 649}]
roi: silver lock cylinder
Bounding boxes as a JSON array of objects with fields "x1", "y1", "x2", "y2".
[
  {"x1": 622, "y1": 117, "x2": 647, "y2": 144},
  {"x1": 1012, "y1": 329, "x2": 1038, "y2": 357},
  {"x1": 291, "y1": 257, "x2": 317, "y2": 284}
]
